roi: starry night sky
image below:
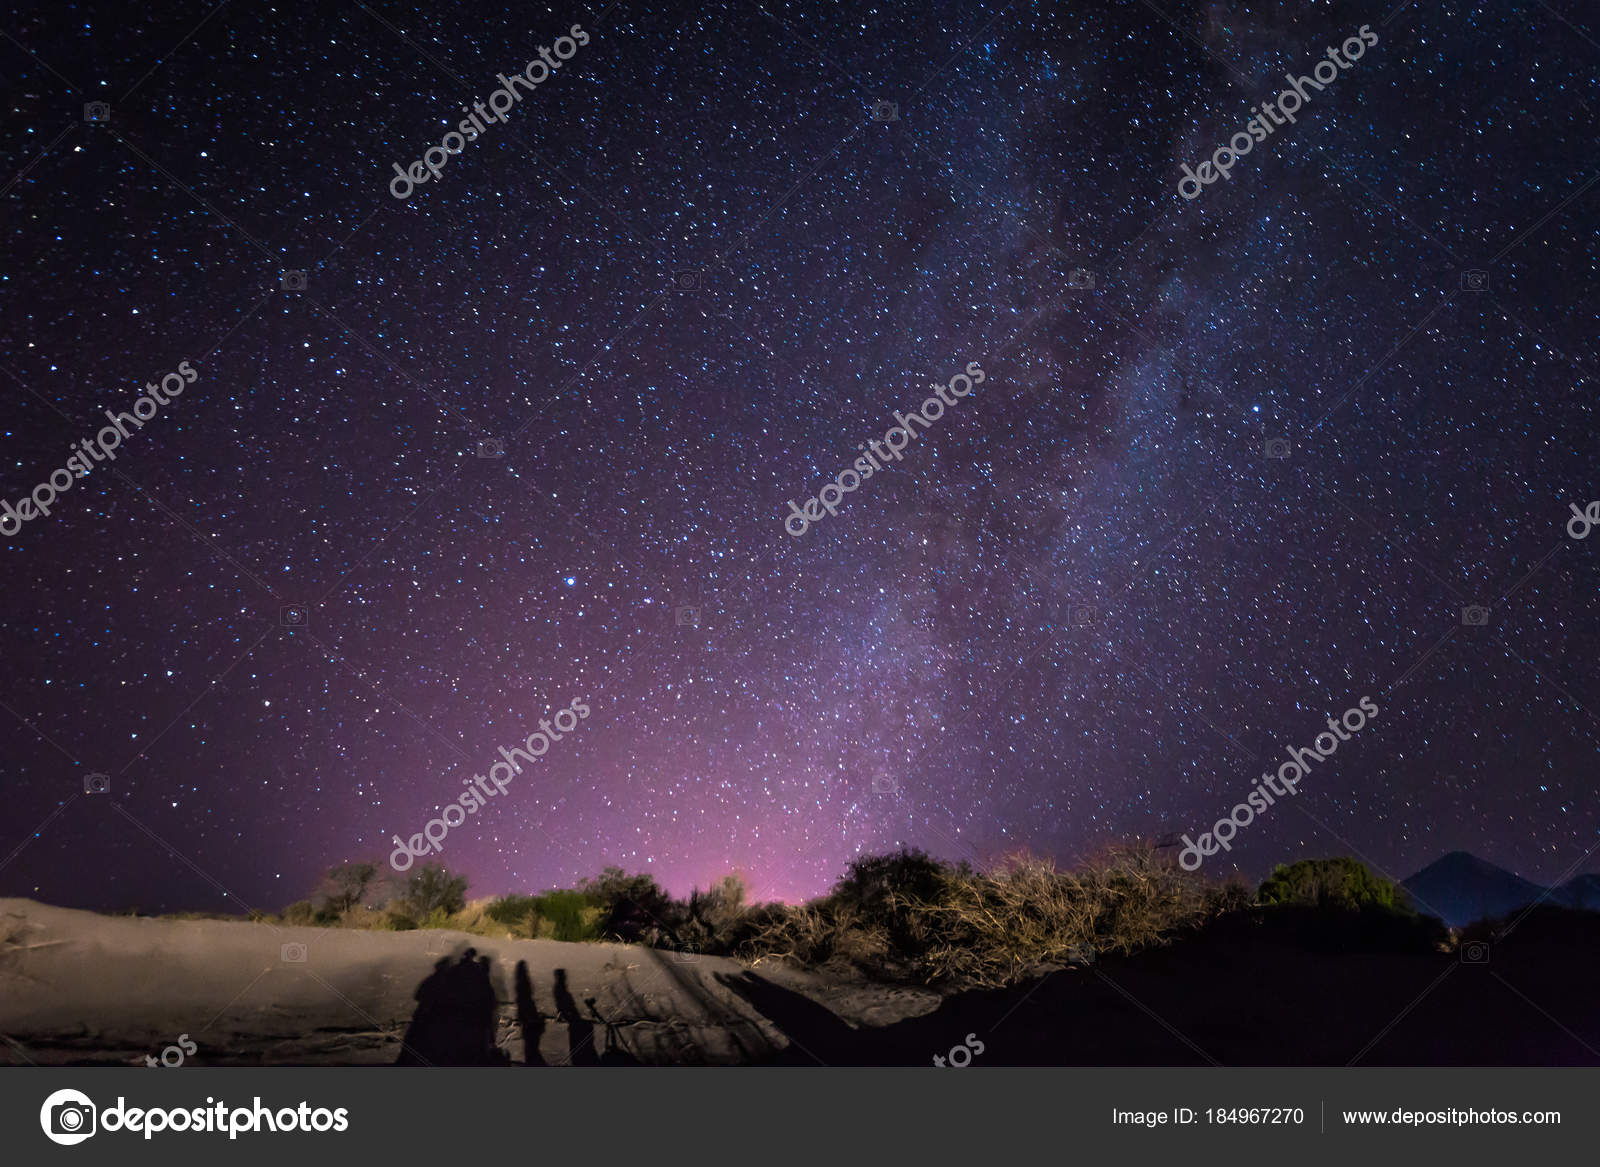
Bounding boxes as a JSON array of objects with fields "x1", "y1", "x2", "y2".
[{"x1": 2, "y1": 0, "x2": 1597, "y2": 914}]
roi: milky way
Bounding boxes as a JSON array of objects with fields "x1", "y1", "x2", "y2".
[{"x1": 3, "y1": 0, "x2": 1597, "y2": 912}]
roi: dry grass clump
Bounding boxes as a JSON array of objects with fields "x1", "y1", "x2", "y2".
[
  {"x1": 738, "y1": 902, "x2": 892, "y2": 974},
  {"x1": 911, "y1": 848, "x2": 1240, "y2": 987},
  {"x1": 738, "y1": 845, "x2": 1248, "y2": 989}
]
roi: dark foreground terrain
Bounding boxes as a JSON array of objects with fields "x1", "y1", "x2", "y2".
[{"x1": 3, "y1": 898, "x2": 1595, "y2": 1066}]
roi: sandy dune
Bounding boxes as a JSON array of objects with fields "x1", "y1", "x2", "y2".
[{"x1": 0, "y1": 899, "x2": 941, "y2": 1066}]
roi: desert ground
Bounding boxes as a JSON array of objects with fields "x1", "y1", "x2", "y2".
[
  {"x1": 0, "y1": 898, "x2": 941, "y2": 1066},
  {"x1": 6, "y1": 897, "x2": 1599, "y2": 1066}
]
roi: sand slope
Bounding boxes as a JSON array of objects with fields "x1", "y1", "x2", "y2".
[{"x1": 0, "y1": 899, "x2": 940, "y2": 1066}]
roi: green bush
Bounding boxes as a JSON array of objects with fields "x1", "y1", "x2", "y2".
[
  {"x1": 486, "y1": 891, "x2": 600, "y2": 942},
  {"x1": 1258, "y1": 858, "x2": 1413, "y2": 913},
  {"x1": 534, "y1": 890, "x2": 599, "y2": 942},
  {"x1": 580, "y1": 867, "x2": 675, "y2": 944},
  {"x1": 832, "y1": 850, "x2": 958, "y2": 912},
  {"x1": 486, "y1": 895, "x2": 541, "y2": 927}
]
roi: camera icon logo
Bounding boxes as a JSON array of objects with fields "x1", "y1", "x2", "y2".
[
  {"x1": 40, "y1": 1088, "x2": 98, "y2": 1145},
  {"x1": 280, "y1": 269, "x2": 307, "y2": 292},
  {"x1": 1264, "y1": 437, "x2": 1291, "y2": 460},
  {"x1": 870, "y1": 773, "x2": 898, "y2": 795},
  {"x1": 1070, "y1": 605, "x2": 1095, "y2": 627},
  {"x1": 1461, "y1": 605, "x2": 1490, "y2": 627},
  {"x1": 1067, "y1": 269, "x2": 1095, "y2": 290},
  {"x1": 84, "y1": 772, "x2": 111, "y2": 795},
  {"x1": 673, "y1": 942, "x2": 702, "y2": 964},
  {"x1": 674, "y1": 269, "x2": 705, "y2": 291},
  {"x1": 1461, "y1": 269, "x2": 1489, "y2": 292},
  {"x1": 475, "y1": 437, "x2": 505, "y2": 458},
  {"x1": 1460, "y1": 940, "x2": 1490, "y2": 964},
  {"x1": 870, "y1": 100, "x2": 899, "y2": 123},
  {"x1": 83, "y1": 101, "x2": 110, "y2": 125},
  {"x1": 279, "y1": 604, "x2": 309, "y2": 628},
  {"x1": 281, "y1": 942, "x2": 308, "y2": 963},
  {"x1": 675, "y1": 604, "x2": 701, "y2": 628}
]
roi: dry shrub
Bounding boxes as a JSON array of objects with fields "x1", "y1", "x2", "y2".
[
  {"x1": 909, "y1": 848, "x2": 1226, "y2": 987},
  {"x1": 279, "y1": 900, "x2": 317, "y2": 927},
  {"x1": 737, "y1": 902, "x2": 891, "y2": 974},
  {"x1": 734, "y1": 845, "x2": 1245, "y2": 989},
  {"x1": 334, "y1": 904, "x2": 394, "y2": 930}
]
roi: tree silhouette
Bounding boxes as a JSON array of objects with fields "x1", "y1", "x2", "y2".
[
  {"x1": 406, "y1": 863, "x2": 469, "y2": 917},
  {"x1": 317, "y1": 861, "x2": 380, "y2": 917}
]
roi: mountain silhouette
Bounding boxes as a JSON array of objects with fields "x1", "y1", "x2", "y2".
[{"x1": 1403, "y1": 851, "x2": 1600, "y2": 927}]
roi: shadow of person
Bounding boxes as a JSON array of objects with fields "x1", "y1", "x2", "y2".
[
  {"x1": 713, "y1": 971, "x2": 861, "y2": 1065},
  {"x1": 514, "y1": 960, "x2": 546, "y2": 1066},
  {"x1": 551, "y1": 968, "x2": 598, "y2": 1066},
  {"x1": 396, "y1": 947, "x2": 505, "y2": 1066}
]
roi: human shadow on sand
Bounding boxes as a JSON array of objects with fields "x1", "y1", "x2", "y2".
[{"x1": 396, "y1": 948, "x2": 505, "y2": 1066}]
